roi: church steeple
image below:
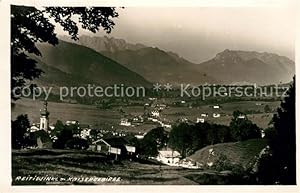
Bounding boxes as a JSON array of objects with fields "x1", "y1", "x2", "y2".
[
  {"x1": 40, "y1": 101, "x2": 50, "y2": 131},
  {"x1": 40, "y1": 101, "x2": 49, "y2": 116}
]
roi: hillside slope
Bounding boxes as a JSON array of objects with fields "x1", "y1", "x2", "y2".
[
  {"x1": 63, "y1": 35, "x2": 216, "y2": 84},
  {"x1": 102, "y1": 47, "x2": 216, "y2": 84},
  {"x1": 35, "y1": 40, "x2": 151, "y2": 86},
  {"x1": 189, "y1": 138, "x2": 268, "y2": 168}
]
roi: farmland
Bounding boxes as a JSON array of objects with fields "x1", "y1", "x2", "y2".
[{"x1": 11, "y1": 98, "x2": 280, "y2": 132}]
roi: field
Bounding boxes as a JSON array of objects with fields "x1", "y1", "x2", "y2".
[
  {"x1": 12, "y1": 149, "x2": 200, "y2": 185},
  {"x1": 11, "y1": 98, "x2": 280, "y2": 133},
  {"x1": 12, "y1": 138, "x2": 267, "y2": 185}
]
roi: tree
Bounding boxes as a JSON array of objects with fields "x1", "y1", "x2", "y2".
[
  {"x1": 168, "y1": 123, "x2": 194, "y2": 157},
  {"x1": 140, "y1": 136, "x2": 159, "y2": 157},
  {"x1": 214, "y1": 124, "x2": 232, "y2": 143},
  {"x1": 230, "y1": 111, "x2": 261, "y2": 141},
  {"x1": 192, "y1": 122, "x2": 212, "y2": 148},
  {"x1": 256, "y1": 77, "x2": 295, "y2": 184},
  {"x1": 11, "y1": 5, "x2": 119, "y2": 100},
  {"x1": 169, "y1": 122, "x2": 234, "y2": 157},
  {"x1": 52, "y1": 127, "x2": 73, "y2": 149},
  {"x1": 140, "y1": 127, "x2": 168, "y2": 157},
  {"x1": 51, "y1": 120, "x2": 65, "y2": 136},
  {"x1": 11, "y1": 114, "x2": 30, "y2": 149}
]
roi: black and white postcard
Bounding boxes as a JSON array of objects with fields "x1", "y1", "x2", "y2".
[{"x1": 1, "y1": 0, "x2": 299, "y2": 192}]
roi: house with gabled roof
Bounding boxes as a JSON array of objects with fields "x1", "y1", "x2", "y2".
[{"x1": 89, "y1": 137, "x2": 136, "y2": 160}]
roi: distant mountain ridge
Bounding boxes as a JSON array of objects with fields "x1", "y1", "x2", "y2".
[
  {"x1": 45, "y1": 36, "x2": 295, "y2": 85},
  {"x1": 101, "y1": 47, "x2": 216, "y2": 84},
  {"x1": 33, "y1": 40, "x2": 151, "y2": 87},
  {"x1": 197, "y1": 49, "x2": 295, "y2": 85},
  {"x1": 61, "y1": 35, "x2": 216, "y2": 84},
  {"x1": 59, "y1": 35, "x2": 146, "y2": 53}
]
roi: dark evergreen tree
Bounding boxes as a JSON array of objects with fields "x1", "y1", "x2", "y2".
[
  {"x1": 11, "y1": 114, "x2": 30, "y2": 149},
  {"x1": 52, "y1": 128, "x2": 73, "y2": 149},
  {"x1": 272, "y1": 77, "x2": 295, "y2": 183},
  {"x1": 256, "y1": 77, "x2": 295, "y2": 184},
  {"x1": 140, "y1": 127, "x2": 168, "y2": 157},
  {"x1": 230, "y1": 111, "x2": 261, "y2": 141}
]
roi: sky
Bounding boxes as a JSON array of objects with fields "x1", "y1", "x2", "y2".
[{"x1": 56, "y1": 7, "x2": 296, "y2": 63}]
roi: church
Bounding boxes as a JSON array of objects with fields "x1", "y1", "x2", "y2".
[
  {"x1": 31, "y1": 101, "x2": 52, "y2": 148},
  {"x1": 39, "y1": 101, "x2": 50, "y2": 131}
]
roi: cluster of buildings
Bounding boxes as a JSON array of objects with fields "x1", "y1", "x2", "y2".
[
  {"x1": 26, "y1": 101, "x2": 131, "y2": 149},
  {"x1": 119, "y1": 101, "x2": 172, "y2": 129},
  {"x1": 25, "y1": 101, "x2": 205, "y2": 168},
  {"x1": 154, "y1": 148, "x2": 201, "y2": 169},
  {"x1": 194, "y1": 105, "x2": 223, "y2": 123}
]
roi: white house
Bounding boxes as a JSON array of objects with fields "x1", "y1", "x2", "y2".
[
  {"x1": 132, "y1": 116, "x2": 144, "y2": 124},
  {"x1": 201, "y1": 113, "x2": 208, "y2": 117},
  {"x1": 80, "y1": 128, "x2": 91, "y2": 139},
  {"x1": 49, "y1": 125, "x2": 55, "y2": 130},
  {"x1": 125, "y1": 145, "x2": 136, "y2": 155},
  {"x1": 161, "y1": 122, "x2": 172, "y2": 129},
  {"x1": 29, "y1": 124, "x2": 40, "y2": 132},
  {"x1": 213, "y1": 113, "x2": 221, "y2": 118},
  {"x1": 156, "y1": 148, "x2": 181, "y2": 166},
  {"x1": 66, "y1": 120, "x2": 79, "y2": 126},
  {"x1": 178, "y1": 158, "x2": 201, "y2": 169},
  {"x1": 261, "y1": 129, "x2": 265, "y2": 138},
  {"x1": 213, "y1": 105, "x2": 220, "y2": 109},
  {"x1": 156, "y1": 104, "x2": 167, "y2": 110},
  {"x1": 238, "y1": 115, "x2": 246, "y2": 119},
  {"x1": 120, "y1": 118, "x2": 131, "y2": 126},
  {"x1": 150, "y1": 110, "x2": 160, "y2": 117},
  {"x1": 135, "y1": 132, "x2": 146, "y2": 139},
  {"x1": 196, "y1": 118, "x2": 205, "y2": 123}
]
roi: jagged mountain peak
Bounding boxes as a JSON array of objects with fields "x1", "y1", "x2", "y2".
[
  {"x1": 59, "y1": 35, "x2": 146, "y2": 53},
  {"x1": 198, "y1": 49, "x2": 295, "y2": 85}
]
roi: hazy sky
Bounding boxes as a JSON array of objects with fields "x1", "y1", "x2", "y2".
[{"x1": 57, "y1": 7, "x2": 296, "y2": 63}]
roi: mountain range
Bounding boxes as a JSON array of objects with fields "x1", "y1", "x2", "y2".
[
  {"x1": 35, "y1": 35, "x2": 295, "y2": 87},
  {"x1": 33, "y1": 40, "x2": 151, "y2": 88},
  {"x1": 198, "y1": 49, "x2": 294, "y2": 84},
  {"x1": 59, "y1": 35, "x2": 215, "y2": 84}
]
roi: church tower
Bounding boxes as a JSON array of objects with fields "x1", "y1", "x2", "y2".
[{"x1": 40, "y1": 101, "x2": 50, "y2": 131}]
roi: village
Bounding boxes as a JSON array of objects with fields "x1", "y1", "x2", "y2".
[{"x1": 22, "y1": 98, "x2": 239, "y2": 170}]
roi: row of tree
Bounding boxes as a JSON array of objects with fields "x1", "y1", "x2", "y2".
[
  {"x1": 129, "y1": 111, "x2": 261, "y2": 158},
  {"x1": 168, "y1": 111, "x2": 261, "y2": 157}
]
